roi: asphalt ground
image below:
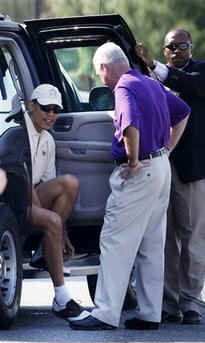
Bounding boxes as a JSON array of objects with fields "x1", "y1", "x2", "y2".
[{"x1": 0, "y1": 277, "x2": 205, "y2": 343}]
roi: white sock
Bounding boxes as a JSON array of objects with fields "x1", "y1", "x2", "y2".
[{"x1": 54, "y1": 284, "x2": 71, "y2": 306}]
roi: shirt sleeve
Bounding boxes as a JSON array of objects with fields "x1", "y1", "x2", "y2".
[
  {"x1": 163, "y1": 86, "x2": 191, "y2": 126},
  {"x1": 115, "y1": 86, "x2": 140, "y2": 140},
  {"x1": 164, "y1": 66, "x2": 205, "y2": 97},
  {"x1": 152, "y1": 61, "x2": 169, "y2": 82}
]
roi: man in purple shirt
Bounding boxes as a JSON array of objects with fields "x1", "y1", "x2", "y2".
[{"x1": 70, "y1": 42, "x2": 190, "y2": 330}]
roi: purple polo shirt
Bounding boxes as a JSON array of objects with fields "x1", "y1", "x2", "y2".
[{"x1": 112, "y1": 69, "x2": 190, "y2": 160}]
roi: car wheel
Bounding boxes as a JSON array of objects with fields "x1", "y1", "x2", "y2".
[
  {"x1": 0, "y1": 207, "x2": 22, "y2": 330},
  {"x1": 87, "y1": 274, "x2": 137, "y2": 311}
]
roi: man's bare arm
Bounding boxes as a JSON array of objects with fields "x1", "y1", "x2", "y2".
[
  {"x1": 120, "y1": 126, "x2": 146, "y2": 180},
  {"x1": 123, "y1": 125, "x2": 139, "y2": 167}
]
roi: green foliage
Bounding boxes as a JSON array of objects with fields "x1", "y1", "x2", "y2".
[
  {"x1": 42, "y1": 0, "x2": 100, "y2": 17},
  {"x1": 0, "y1": 0, "x2": 47, "y2": 21},
  {"x1": 55, "y1": 46, "x2": 101, "y2": 91},
  {"x1": 55, "y1": 48, "x2": 79, "y2": 71},
  {"x1": 43, "y1": 0, "x2": 205, "y2": 61},
  {"x1": 1, "y1": 0, "x2": 205, "y2": 60}
]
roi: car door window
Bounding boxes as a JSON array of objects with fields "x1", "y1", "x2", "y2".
[
  {"x1": 55, "y1": 46, "x2": 104, "y2": 111},
  {"x1": 0, "y1": 46, "x2": 23, "y2": 135}
]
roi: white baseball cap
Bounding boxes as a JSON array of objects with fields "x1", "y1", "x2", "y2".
[{"x1": 30, "y1": 84, "x2": 63, "y2": 109}]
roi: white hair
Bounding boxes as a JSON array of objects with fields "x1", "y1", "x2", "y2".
[{"x1": 93, "y1": 42, "x2": 130, "y2": 72}]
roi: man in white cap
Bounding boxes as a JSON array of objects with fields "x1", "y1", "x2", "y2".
[{"x1": 22, "y1": 84, "x2": 88, "y2": 321}]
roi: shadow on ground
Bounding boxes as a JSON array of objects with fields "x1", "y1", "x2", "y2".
[{"x1": 0, "y1": 307, "x2": 205, "y2": 343}]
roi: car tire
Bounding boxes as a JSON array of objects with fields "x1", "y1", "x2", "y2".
[
  {"x1": 87, "y1": 274, "x2": 137, "y2": 311},
  {"x1": 0, "y1": 204, "x2": 22, "y2": 330}
]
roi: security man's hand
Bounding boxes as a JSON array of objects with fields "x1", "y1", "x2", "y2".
[{"x1": 135, "y1": 42, "x2": 155, "y2": 69}]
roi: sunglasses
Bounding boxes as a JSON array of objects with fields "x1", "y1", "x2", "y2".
[
  {"x1": 164, "y1": 42, "x2": 192, "y2": 52},
  {"x1": 38, "y1": 103, "x2": 62, "y2": 114}
]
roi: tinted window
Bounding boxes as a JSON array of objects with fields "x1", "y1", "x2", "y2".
[
  {"x1": 0, "y1": 46, "x2": 23, "y2": 134},
  {"x1": 55, "y1": 46, "x2": 103, "y2": 111}
]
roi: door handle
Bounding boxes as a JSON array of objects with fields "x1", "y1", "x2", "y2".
[
  {"x1": 53, "y1": 117, "x2": 73, "y2": 132},
  {"x1": 53, "y1": 124, "x2": 72, "y2": 132},
  {"x1": 70, "y1": 148, "x2": 86, "y2": 155}
]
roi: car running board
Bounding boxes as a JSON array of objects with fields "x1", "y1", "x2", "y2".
[{"x1": 23, "y1": 253, "x2": 99, "y2": 279}]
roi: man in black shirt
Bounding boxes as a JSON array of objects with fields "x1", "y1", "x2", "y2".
[{"x1": 136, "y1": 28, "x2": 205, "y2": 325}]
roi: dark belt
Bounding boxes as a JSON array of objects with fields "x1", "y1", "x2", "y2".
[
  {"x1": 141, "y1": 147, "x2": 167, "y2": 160},
  {"x1": 114, "y1": 147, "x2": 167, "y2": 166}
]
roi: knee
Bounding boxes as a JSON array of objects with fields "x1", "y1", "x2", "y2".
[
  {"x1": 45, "y1": 212, "x2": 63, "y2": 241},
  {"x1": 60, "y1": 174, "x2": 79, "y2": 199}
]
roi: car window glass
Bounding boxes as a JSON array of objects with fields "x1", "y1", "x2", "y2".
[
  {"x1": 55, "y1": 46, "x2": 103, "y2": 111},
  {"x1": 0, "y1": 46, "x2": 22, "y2": 135}
]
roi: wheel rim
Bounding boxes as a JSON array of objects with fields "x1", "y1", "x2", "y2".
[{"x1": 0, "y1": 230, "x2": 17, "y2": 306}]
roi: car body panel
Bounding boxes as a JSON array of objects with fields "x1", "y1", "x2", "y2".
[
  {"x1": 20, "y1": 14, "x2": 148, "y2": 227},
  {"x1": 0, "y1": 13, "x2": 142, "y2": 326},
  {"x1": 24, "y1": 13, "x2": 148, "y2": 75},
  {"x1": 54, "y1": 111, "x2": 114, "y2": 225},
  {"x1": 0, "y1": 12, "x2": 148, "y2": 231}
]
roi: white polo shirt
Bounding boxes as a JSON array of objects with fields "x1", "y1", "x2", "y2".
[{"x1": 24, "y1": 112, "x2": 56, "y2": 185}]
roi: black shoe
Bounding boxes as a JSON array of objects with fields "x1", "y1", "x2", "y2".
[
  {"x1": 30, "y1": 245, "x2": 47, "y2": 270},
  {"x1": 182, "y1": 311, "x2": 201, "y2": 324},
  {"x1": 161, "y1": 311, "x2": 182, "y2": 323},
  {"x1": 70, "y1": 315, "x2": 116, "y2": 330},
  {"x1": 30, "y1": 256, "x2": 47, "y2": 269},
  {"x1": 125, "y1": 317, "x2": 160, "y2": 330},
  {"x1": 52, "y1": 299, "x2": 90, "y2": 322}
]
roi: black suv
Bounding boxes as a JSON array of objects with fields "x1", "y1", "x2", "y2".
[{"x1": 0, "y1": 13, "x2": 148, "y2": 329}]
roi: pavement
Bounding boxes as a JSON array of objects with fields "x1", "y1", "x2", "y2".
[
  {"x1": 0, "y1": 277, "x2": 205, "y2": 343},
  {"x1": 20, "y1": 276, "x2": 94, "y2": 308}
]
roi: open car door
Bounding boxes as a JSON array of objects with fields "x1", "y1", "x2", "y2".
[{"x1": 24, "y1": 14, "x2": 148, "y2": 227}]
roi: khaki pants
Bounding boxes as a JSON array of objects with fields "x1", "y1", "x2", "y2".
[
  {"x1": 92, "y1": 154, "x2": 171, "y2": 326},
  {"x1": 163, "y1": 163, "x2": 205, "y2": 315}
]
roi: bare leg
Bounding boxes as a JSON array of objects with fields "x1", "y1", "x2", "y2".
[
  {"x1": 36, "y1": 175, "x2": 79, "y2": 222},
  {"x1": 31, "y1": 174, "x2": 79, "y2": 284},
  {"x1": 30, "y1": 198, "x2": 88, "y2": 319},
  {"x1": 36, "y1": 175, "x2": 79, "y2": 258},
  {"x1": 31, "y1": 205, "x2": 64, "y2": 286}
]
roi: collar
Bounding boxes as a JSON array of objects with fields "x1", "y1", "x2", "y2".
[
  {"x1": 24, "y1": 111, "x2": 45, "y2": 138},
  {"x1": 167, "y1": 58, "x2": 192, "y2": 71},
  {"x1": 114, "y1": 68, "x2": 137, "y2": 91},
  {"x1": 178, "y1": 59, "x2": 191, "y2": 70}
]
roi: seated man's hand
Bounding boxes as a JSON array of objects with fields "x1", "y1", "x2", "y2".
[{"x1": 62, "y1": 229, "x2": 75, "y2": 261}]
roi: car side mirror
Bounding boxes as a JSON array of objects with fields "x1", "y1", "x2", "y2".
[{"x1": 89, "y1": 86, "x2": 114, "y2": 111}]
